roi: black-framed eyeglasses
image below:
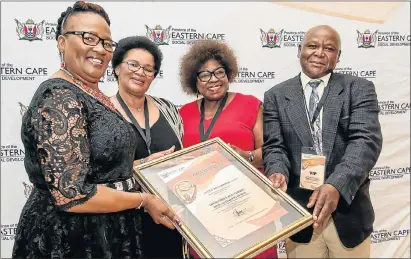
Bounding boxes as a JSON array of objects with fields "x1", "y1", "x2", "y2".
[
  {"x1": 197, "y1": 66, "x2": 226, "y2": 82},
  {"x1": 122, "y1": 61, "x2": 156, "y2": 77},
  {"x1": 64, "y1": 31, "x2": 118, "y2": 53}
]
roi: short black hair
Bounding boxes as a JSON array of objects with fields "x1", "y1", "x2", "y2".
[
  {"x1": 111, "y1": 36, "x2": 163, "y2": 80},
  {"x1": 55, "y1": 1, "x2": 110, "y2": 40}
]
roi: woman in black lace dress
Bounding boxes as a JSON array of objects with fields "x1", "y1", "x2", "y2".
[{"x1": 12, "y1": 2, "x2": 176, "y2": 258}]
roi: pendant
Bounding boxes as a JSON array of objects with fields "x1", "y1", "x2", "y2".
[{"x1": 137, "y1": 107, "x2": 142, "y2": 112}]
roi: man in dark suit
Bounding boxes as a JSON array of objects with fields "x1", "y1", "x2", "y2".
[{"x1": 263, "y1": 25, "x2": 382, "y2": 258}]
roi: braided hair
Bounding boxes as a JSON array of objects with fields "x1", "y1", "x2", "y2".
[{"x1": 55, "y1": 1, "x2": 111, "y2": 40}]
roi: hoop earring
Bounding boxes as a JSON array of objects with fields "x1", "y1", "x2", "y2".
[{"x1": 59, "y1": 51, "x2": 66, "y2": 69}]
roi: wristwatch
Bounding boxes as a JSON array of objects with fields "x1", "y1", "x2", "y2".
[
  {"x1": 247, "y1": 151, "x2": 254, "y2": 163},
  {"x1": 140, "y1": 158, "x2": 145, "y2": 164}
]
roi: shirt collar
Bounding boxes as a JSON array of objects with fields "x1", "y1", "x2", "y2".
[{"x1": 300, "y1": 71, "x2": 332, "y2": 89}]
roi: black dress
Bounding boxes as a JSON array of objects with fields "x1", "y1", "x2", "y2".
[
  {"x1": 132, "y1": 109, "x2": 183, "y2": 258},
  {"x1": 12, "y1": 79, "x2": 143, "y2": 258}
]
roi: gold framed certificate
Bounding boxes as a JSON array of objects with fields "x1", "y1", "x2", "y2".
[{"x1": 133, "y1": 138, "x2": 313, "y2": 258}]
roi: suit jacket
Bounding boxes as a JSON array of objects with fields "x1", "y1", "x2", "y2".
[{"x1": 262, "y1": 72, "x2": 382, "y2": 248}]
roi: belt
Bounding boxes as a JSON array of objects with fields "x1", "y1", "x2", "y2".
[
  {"x1": 35, "y1": 178, "x2": 138, "y2": 192},
  {"x1": 105, "y1": 177, "x2": 138, "y2": 192}
]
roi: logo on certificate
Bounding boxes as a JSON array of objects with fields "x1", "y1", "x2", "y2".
[{"x1": 174, "y1": 180, "x2": 197, "y2": 204}]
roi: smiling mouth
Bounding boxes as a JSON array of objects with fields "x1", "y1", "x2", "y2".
[
  {"x1": 208, "y1": 85, "x2": 221, "y2": 91},
  {"x1": 87, "y1": 57, "x2": 103, "y2": 65},
  {"x1": 131, "y1": 77, "x2": 145, "y2": 85},
  {"x1": 310, "y1": 61, "x2": 325, "y2": 66}
]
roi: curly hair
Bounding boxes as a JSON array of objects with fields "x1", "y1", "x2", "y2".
[
  {"x1": 179, "y1": 40, "x2": 238, "y2": 95},
  {"x1": 111, "y1": 36, "x2": 163, "y2": 80},
  {"x1": 55, "y1": 1, "x2": 111, "y2": 40}
]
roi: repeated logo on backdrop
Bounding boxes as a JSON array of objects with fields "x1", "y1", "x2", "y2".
[
  {"x1": 0, "y1": 103, "x2": 27, "y2": 163},
  {"x1": 1, "y1": 63, "x2": 48, "y2": 81},
  {"x1": 1, "y1": 144, "x2": 25, "y2": 163},
  {"x1": 357, "y1": 29, "x2": 410, "y2": 48},
  {"x1": 14, "y1": 18, "x2": 57, "y2": 41},
  {"x1": 378, "y1": 100, "x2": 411, "y2": 115},
  {"x1": 145, "y1": 24, "x2": 225, "y2": 45},
  {"x1": 260, "y1": 28, "x2": 305, "y2": 48},
  {"x1": 1, "y1": 224, "x2": 18, "y2": 241},
  {"x1": 334, "y1": 67, "x2": 377, "y2": 80},
  {"x1": 370, "y1": 166, "x2": 410, "y2": 180},
  {"x1": 371, "y1": 229, "x2": 410, "y2": 244},
  {"x1": 14, "y1": 19, "x2": 45, "y2": 41},
  {"x1": 100, "y1": 64, "x2": 116, "y2": 83},
  {"x1": 234, "y1": 67, "x2": 275, "y2": 84}
]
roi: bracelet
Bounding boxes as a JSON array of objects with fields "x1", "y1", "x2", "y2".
[
  {"x1": 137, "y1": 192, "x2": 144, "y2": 209},
  {"x1": 247, "y1": 151, "x2": 254, "y2": 162}
]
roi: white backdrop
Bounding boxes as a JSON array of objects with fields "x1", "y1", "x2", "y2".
[{"x1": 1, "y1": 1, "x2": 410, "y2": 258}]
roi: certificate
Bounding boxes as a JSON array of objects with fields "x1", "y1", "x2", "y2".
[
  {"x1": 158, "y1": 150, "x2": 289, "y2": 247},
  {"x1": 134, "y1": 138, "x2": 313, "y2": 258}
]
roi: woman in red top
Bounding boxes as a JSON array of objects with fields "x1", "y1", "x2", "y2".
[{"x1": 179, "y1": 40, "x2": 277, "y2": 259}]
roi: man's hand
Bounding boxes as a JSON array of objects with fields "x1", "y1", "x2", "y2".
[
  {"x1": 268, "y1": 173, "x2": 287, "y2": 192},
  {"x1": 307, "y1": 184, "x2": 340, "y2": 228}
]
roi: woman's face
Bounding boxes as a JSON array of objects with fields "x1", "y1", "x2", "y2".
[
  {"x1": 196, "y1": 59, "x2": 229, "y2": 101},
  {"x1": 58, "y1": 12, "x2": 113, "y2": 84},
  {"x1": 116, "y1": 48, "x2": 155, "y2": 96}
]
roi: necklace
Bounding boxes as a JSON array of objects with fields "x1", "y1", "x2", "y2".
[{"x1": 60, "y1": 68, "x2": 116, "y2": 112}]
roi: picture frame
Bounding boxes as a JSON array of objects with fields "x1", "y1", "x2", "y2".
[{"x1": 133, "y1": 138, "x2": 313, "y2": 258}]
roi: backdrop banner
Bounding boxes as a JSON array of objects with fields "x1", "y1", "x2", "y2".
[{"x1": 1, "y1": 2, "x2": 410, "y2": 258}]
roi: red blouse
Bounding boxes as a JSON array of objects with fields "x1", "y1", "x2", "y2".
[{"x1": 180, "y1": 93, "x2": 260, "y2": 151}]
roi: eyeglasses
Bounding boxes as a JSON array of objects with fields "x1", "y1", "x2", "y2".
[
  {"x1": 64, "y1": 31, "x2": 118, "y2": 53},
  {"x1": 197, "y1": 67, "x2": 226, "y2": 82},
  {"x1": 122, "y1": 61, "x2": 156, "y2": 77}
]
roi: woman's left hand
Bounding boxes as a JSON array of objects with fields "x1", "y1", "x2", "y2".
[{"x1": 228, "y1": 143, "x2": 248, "y2": 160}]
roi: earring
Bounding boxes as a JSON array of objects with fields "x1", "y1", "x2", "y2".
[
  {"x1": 196, "y1": 90, "x2": 199, "y2": 99},
  {"x1": 59, "y1": 51, "x2": 65, "y2": 69}
]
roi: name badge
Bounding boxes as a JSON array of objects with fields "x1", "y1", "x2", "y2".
[{"x1": 300, "y1": 147, "x2": 325, "y2": 190}]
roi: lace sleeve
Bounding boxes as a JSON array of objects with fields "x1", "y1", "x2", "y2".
[{"x1": 32, "y1": 86, "x2": 97, "y2": 211}]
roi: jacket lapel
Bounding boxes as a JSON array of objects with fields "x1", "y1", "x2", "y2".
[
  {"x1": 284, "y1": 75, "x2": 314, "y2": 147},
  {"x1": 322, "y1": 73, "x2": 344, "y2": 158}
]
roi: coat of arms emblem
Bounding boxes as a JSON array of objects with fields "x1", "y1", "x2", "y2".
[
  {"x1": 357, "y1": 29, "x2": 378, "y2": 48},
  {"x1": 260, "y1": 28, "x2": 284, "y2": 48},
  {"x1": 15, "y1": 18, "x2": 45, "y2": 41},
  {"x1": 145, "y1": 25, "x2": 171, "y2": 45}
]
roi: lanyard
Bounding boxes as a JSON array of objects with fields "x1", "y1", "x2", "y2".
[
  {"x1": 199, "y1": 93, "x2": 228, "y2": 142},
  {"x1": 116, "y1": 92, "x2": 152, "y2": 155}
]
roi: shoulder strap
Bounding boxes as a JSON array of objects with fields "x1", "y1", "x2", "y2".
[{"x1": 150, "y1": 95, "x2": 184, "y2": 148}]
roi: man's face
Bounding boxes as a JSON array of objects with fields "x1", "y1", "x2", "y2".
[{"x1": 298, "y1": 27, "x2": 341, "y2": 79}]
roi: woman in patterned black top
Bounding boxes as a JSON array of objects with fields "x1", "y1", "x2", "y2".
[{"x1": 12, "y1": 2, "x2": 176, "y2": 258}]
